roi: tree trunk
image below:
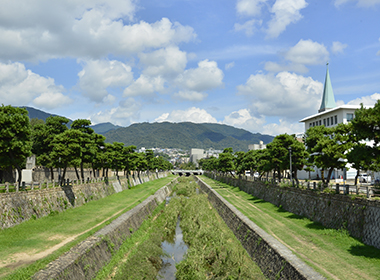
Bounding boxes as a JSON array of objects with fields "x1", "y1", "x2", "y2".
[
  {"x1": 61, "y1": 165, "x2": 67, "y2": 186},
  {"x1": 50, "y1": 167, "x2": 54, "y2": 180},
  {"x1": 74, "y1": 166, "x2": 80, "y2": 181},
  {"x1": 80, "y1": 162, "x2": 84, "y2": 181},
  {"x1": 16, "y1": 166, "x2": 22, "y2": 185},
  {"x1": 355, "y1": 169, "x2": 359, "y2": 186},
  {"x1": 326, "y1": 168, "x2": 334, "y2": 186}
]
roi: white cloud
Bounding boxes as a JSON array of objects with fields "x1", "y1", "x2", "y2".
[
  {"x1": 139, "y1": 46, "x2": 187, "y2": 78},
  {"x1": 284, "y1": 39, "x2": 329, "y2": 65},
  {"x1": 234, "y1": 19, "x2": 262, "y2": 36},
  {"x1": 78, "y1": 59, "x2": 133, "y2": 103},
  {"x1": 155, "y1": 107, "x2": 217, "y2": 123},
  {"x1": 334, "y1": 0, "x2": 380, "y2": 7},
  {"x1": 175, "y1": 59, "x2": 224, "y2": 92},
  {"x1": 90, "y1": 97, "x2": 141, "y2": 126},
  {"x1": 0, "y1": 0, "x2": 196, "y2": 61},
  {"x1": 261, "y1": 119, "x2": 304, "y2": 135},
  {"x1": 123, "y1": 75, "x2": 165, "y2": 98},
  {"x1": 222, "y1": 108, "x2": 304, "y2": 135},
  {"x1": 33, "y1": 92, "x2": 72, "y2": 110},
  {"x1": 346, "y1": 93, "x2": 380, "y2": 106},
  {"x1": 225, "y1": 62, "x2": 235, "y2": 70},
  {"x1": 266, "y1": 0, "x2": 308, "y2": 38},
  {"x1": 237, "y1": 71, "x2": 323, "y2": 120},
  {"x1": 331, "y1": 41, "x2": 348, "y2": 54},
  {"x1": 236, "y1": 0, "x2": 268, "y2": 17},
  {"x1": 264, "y1": 61, "x2": 309, "y2": 73},
  {"x1": 0, "y1": 62, "x2": 67, "y2": 108},
  {"x1": 173, "y1": 90, "x2": 208, "y2": 102},
  {"x1": 223, "y1": 109, "x2": 266, "y2": 130}
]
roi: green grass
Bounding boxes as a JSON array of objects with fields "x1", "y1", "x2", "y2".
[
  {"x1": 95, "y1": 176, "x2": 265, "y2": 280},
  {"x1": 200, "y1": 175, "x2": 380, "y2": 280},
  {"x1": 0, "y1": 175, "x2": 175, "y2": 279}
]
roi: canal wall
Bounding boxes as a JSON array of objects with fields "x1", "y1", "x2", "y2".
[
  {"x1": 33, "y1": 178, "x2": 177, "y2": 280},
  {"x1": 195, "y1": 176, "x2": 325, "y2": 280},
  {"x1": 0, "y1": 172, "x2": 169, "y2": 230},
  {"x1": 206, "y1": 172, "x2": 380, "y2": 250}
]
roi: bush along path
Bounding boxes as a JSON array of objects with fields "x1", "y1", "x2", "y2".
[
  {"x1": 200, "y1": 175, "x2": 380, "y2": 280},
  {"x1": 95, "y1": 176, "x2": 265, "y2": 280}
]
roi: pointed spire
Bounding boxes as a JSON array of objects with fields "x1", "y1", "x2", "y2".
[{"x1": 319, "y1": 62, "x2": 336, "y2": 113}]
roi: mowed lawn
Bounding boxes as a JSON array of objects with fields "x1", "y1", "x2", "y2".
[
  {"x1": 200, "y1": 175, "x2": 380, "y2": 280},
  {"x1": 0, "y1": 175, "x2": 175, "y2": 279}
]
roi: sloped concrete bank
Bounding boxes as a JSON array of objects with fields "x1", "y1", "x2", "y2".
[
  {"x1": 33, "y1": 178, "x2": 177, "y2": 280},
  {"x1": 195, "y1": 176, "x2": 325, "y2": 280},
  {"x1": 0, "y1": 172, "x2": 168, "y2": 230},
  {"x1": 206, "y1": 172, "x2": 380, "y2": 250}
]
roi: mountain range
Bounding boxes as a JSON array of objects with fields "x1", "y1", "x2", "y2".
[{"x1": 22, "y1": 106, "x2": 274, "y2": 152}]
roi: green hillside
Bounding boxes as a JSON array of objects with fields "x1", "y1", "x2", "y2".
[{"x1": 104, "y1": 122, "x2": 274, "y2": 152}]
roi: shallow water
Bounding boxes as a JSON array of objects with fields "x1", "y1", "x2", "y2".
[{"x1": 157, "y1": 217, "x2": 188, "y2": 280}]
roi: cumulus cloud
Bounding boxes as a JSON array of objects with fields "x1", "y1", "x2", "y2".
[
  {"x1": 237, "y1": 71, "x2": 323, "y2": 120},
  {"x1": 155, "y1": 107, "x2": 217, "y2": 123},
  {"x1": 222, "y1": 108, "x2": 304, "y2": 135},
  {"x1": 266, "y1": 0, "x2": 308, "y2": 38},
  {"x1": 175, "y1": 59, "x2": 224, "y2": 92},
  {"x1": 261, "y1": 119, "x2": 305, "y2": 135},
  {"x1": 331, "y1": 41, "x2": 348, "y2": 54},
  {"x1": 334, "y1": 0, "x2": 380, "y2": 7},
  {"x1": 123, "y1": 75, "x2": 165, "y2": 98},
  {"x1": 264, "y1": 61, "x2": 309, "y2": 73},
  {"x1": 90, "y1": 97, "x2": 141, "y2": 126},
  {"x1": 346, "y1": 93, "x2": 380, "y2": 106},
  {"x1": 33, "y1": 92, "x2": 72, "y2": 110},
  {"x1": 0, "y1": 62, "x2": 68, "y2": 108},
  {"x1": 0, "y1": 0, "x2": 196, "y2": 61},
  {"x1": 284, "y1": 39, "x2": 329, "y2": 65},
  {"x1": 173, "y1": 90, "x2": 208, "y2": 102},
  {"x1": 236, "y1": 0, "x2": 268, "y2": 17},
  {"x1": 225, "y1": 62, "x2": 235, "y2": 70},
  {"x1": 139, "y1": 46, "x2": 187, "y2": 78},
  {"x1": 78, "y1": 59, "x2": 133, "y2": 103},
  {"x1": 234, "y1": 19, "x2": 262, "y2": 36},
  {"x1": 223, "y1": 109, "x2": 266, "y2": 130}
]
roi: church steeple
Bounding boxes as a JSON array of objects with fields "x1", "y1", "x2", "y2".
[{"x1": 319, "y1": 63, "x2": 336, "y2": 113}]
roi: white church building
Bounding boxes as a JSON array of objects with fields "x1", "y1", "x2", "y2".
[{"x1": 298, "y1": 64, "x2": 366, "y2": 180}]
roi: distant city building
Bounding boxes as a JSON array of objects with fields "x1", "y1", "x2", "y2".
[
  {"x1": 248, "y1": 141, "x2": 266, "y2": 151},
  {"x1": 189, "y1": 148, "x2": 206, "y2": 167}
]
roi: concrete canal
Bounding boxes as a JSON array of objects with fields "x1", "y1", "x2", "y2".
[{"x1": 96, "y1": 176, "x2": 265, "y2": 279}]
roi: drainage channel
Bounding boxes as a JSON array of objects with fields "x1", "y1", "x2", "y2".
[
  {"x1": 157, "y1": 217, "x2": 188, "y2": 279},
  {"x1": 157, "y1": 188, "x2": 199, "y2": 279}
]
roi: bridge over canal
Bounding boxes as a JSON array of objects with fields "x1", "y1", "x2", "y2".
[{"x1": 171, "y1": 170, "x2": 204, "y2": 176}]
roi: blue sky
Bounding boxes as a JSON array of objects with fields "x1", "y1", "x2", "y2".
[{"x1": 1, "y1": 0, "x2": 380, "y2": 136}]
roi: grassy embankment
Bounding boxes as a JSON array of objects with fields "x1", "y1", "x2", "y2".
[
  {"x1": 96, "y1": 176, "x2": 266, "y2": 280},
  {"x1": 200, "y1": 175, "x2": 380, "y2": 280},
  {"x1": 0, "y1": 175, "x2": 175, "y2": 279}
]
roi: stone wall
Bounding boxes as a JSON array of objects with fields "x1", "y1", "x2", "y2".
[
  {"x1": 195, "y1": 176, "x2": 325, "y2": 280},
  {"x1": 33, "y1": 179, "x2": 176, "y2": 280},
  {"x1": 206, "y1": 172, "x2": 380, "y2": 250},
  {"x1": 0, "y1": 172, "x2": 169, "y2": 230}
]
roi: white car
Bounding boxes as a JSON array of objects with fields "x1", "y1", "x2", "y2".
[{"x1": 359, "y1": 174, "x2": 371, "y2": 183}]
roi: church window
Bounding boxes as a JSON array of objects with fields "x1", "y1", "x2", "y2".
[
  {"x1": 334, "y1": 115, "x2": 337, "y2": 124},
  {"x1": 347, "y1": 113, "x2": 354, "y2": 122},
  {"x1": 327, "y1": 118, "x2": 330, "y2": 126}
]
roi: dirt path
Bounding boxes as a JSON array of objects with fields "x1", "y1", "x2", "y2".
[{"x1": 1, "y1": 198, "x2": 141, "y2": 271}]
